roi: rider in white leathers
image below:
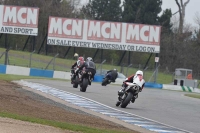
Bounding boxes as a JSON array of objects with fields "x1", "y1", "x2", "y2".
[{"x1": 117, "y1": 70, "x2": 145, "y2": 103}]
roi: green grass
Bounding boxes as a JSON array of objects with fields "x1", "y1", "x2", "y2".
[
  {"x1": 0, "y1": 112, "x2": 130, "y2": 133},
  {"x1": 0, "y1": 74, "x2": 47, "y2": 81},
  {"x1": 185, "y1": 93, "x2": 200, "y2": 99},
  {"x1": 0, "y1": 74, "x2": 69, "y2": 82}
]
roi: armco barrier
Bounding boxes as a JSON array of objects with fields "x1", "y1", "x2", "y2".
[
  {"x1": 144, "y1": 82, "x2": 163, "y2": 89},
  {"x1": 53, "y1": 71, "x2": 71, "y2": 79},
  {"x1": 0, "y1": 64, "x2": 6, "y2": 74},
  {"x1": 6, "y1": 65, "x2": 30, "y2": 76},
  {"x1": 163, "y1": 84, "x2": 200, "y2": 93},
  {"x1": 30, "y1": 68, "x2": 54, "y2": 78},
  {"x1": 93, "y1": 75, "x2": 104, "y2": 82}
]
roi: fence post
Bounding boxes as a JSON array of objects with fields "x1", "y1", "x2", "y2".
[
  {"x1": 100, "y1": 60, "x2": 106, "y2": 75},
  {"x1": 96, "y1": 59, "x2": 106, "y2": 75},
  {"x1": 154, "y1": 53, "x2": 159, "y2": 83},
  {"x1": 45, "y1": 53, "x2": 59, "y2": 70},
  {"x1": 53, "y1": 53, "x2": 59, "y2": 70},
  {"x1": 120, "y1": 64, "x2": 125, "y2": 74},
  {"x1": 126, "y1": 64, "x2": 132, "y2": 77},
  {"x1": 4, "y1": 48, "x2": 10, "y2": 65},
  {"x1": 29, "y1": 50, "x2": 35, "y2": 68}
]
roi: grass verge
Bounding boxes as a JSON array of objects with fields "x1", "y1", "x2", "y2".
[
  {"x1": 0, "y1": 112, "x2": 128, "y2": 133},
  {"x1": 0, "y1": 74, "x2": 68, "y2": 81},
  {"x1": 185, "y1": 93, "x2": 200, "y2": 99},
  {"x1": 0, "y1": 74, "x2": 132, "y2": 133}
]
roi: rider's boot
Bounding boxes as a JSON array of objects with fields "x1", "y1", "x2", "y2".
[
  {"x1": 131, "y1": 94, "x2": 138, "y2": 103},
  {"x1": 88, "y1": 80, "x2": 91, "y2": 85},
  {"x1": 116, "y1": 101, "x2": 121, "y2": 107},
  {"x1": 131, "y1": 98, "x2": 135, "y2": 103},
  {"x1": 134, "y1": 94, "x2": 138, "y2": 99}
]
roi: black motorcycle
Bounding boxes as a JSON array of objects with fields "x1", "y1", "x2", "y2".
[
  {"x1": 101, "y1": 72, "x2": 114, "y2": 86},
  {"x1": 79, "y1": 70, "x2": 92, "y2": 92}
]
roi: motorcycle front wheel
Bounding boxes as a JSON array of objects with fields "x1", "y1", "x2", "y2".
[
  {"x1": 73, "y1": 76, "x2": 79, "y2": 88},
  {"x1": 120, "y1": 93, "x2": 133, "y2": 108},
  {"x1": 101, "y1": 78, "x2": 108, "y2": 86}
]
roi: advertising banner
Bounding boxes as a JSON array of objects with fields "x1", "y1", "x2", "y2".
[
  {"x1": 0, "y1": 5, "x2": 39, "y2": 36},
  {"x1": 47, "y1": 17, "x2": 161, "y2": 53}
]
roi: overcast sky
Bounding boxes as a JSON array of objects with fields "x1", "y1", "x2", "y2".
[
  {"x1": 80, "y1": 0, "x2": 200, "y2": 27},
  {"x1": 162, "y1": 0, "x2": 200, "y2": 26}
]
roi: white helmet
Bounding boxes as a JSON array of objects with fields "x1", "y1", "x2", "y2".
[
  {"x1": 86, "y1": 57, "x2": 93, "y2": 61},
  {"x1": 135, "y1": 70, "x2": 143, "y2": 76}
]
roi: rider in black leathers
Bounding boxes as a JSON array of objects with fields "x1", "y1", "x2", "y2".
[
  {"x1": 76, "y1": 57, "x2": 96, "y2": 85},
  {"x1": 106, "y1": 69, "x2": 118, "y2": 82}
]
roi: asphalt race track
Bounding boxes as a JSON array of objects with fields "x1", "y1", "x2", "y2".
[{"x1": 21, "y1": 79, "x2": 200, "y2": 133}]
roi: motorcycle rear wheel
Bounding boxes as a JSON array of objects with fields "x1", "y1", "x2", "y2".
[{"x1": 80, "y1": 78, "x2": 88, "y2": 92}]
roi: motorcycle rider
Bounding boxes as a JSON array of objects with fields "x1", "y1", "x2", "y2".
[
  {"x1": 105, "y1": 69, "x2": 118, "y2": 83},
  {"x1": 76, "y1": 57, "x2": 96, "y2": 85},
  {"x1": 117, "y1": 70, "x2": 145, "y2": 103},
  {"x1": 71, "y1": 56, "x2": 85, "y2": 84}
]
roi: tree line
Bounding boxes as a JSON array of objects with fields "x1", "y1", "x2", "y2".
[{"x1": 0, "y1": 0, "x2": 200, "y2": 78}]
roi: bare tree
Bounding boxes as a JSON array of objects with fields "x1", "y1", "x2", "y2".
[
  {"x1": 171, "y1": 15, "x2": 179, "y2": 33},
  {"x1": 175, "y1": 0, "x2": 190, "y2": 33},
  {"x1": 194, "y1": 12, "x2": 200, "y2": 28}
]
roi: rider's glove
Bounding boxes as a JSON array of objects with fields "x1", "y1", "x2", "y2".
[{"x1": 122, "y1": 81, "x2": 126, "y2": 87}]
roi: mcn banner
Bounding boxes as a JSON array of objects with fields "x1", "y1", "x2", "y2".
[
  {"x1": 47, "y1": 17, "x2": 161, "y2": 53},
  {"x1": 0, "y1": 5, "x2": 39, "y2": 36}
]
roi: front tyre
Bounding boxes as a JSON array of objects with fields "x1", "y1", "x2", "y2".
[
  {"x1": 73, "y1": 76, "x2": 79, "y2": 88},
  {"x1": 120, "y1": 93, "x2": 133, "y2": 108},
  {"x1": 101, "y1": 78, "x2": 108, "y2": 86},
  {"x1": 80, "y1": 78, "x2": 88, "y2": 92}
]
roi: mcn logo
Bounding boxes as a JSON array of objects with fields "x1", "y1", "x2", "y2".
[
  {"x1": 87, "y1": 21, "x2": 121, "y2": 42},
  {"x1": 48, "y1": 17, "x2": 83, "y2": 39},
  {"x1": 126, "y1": 24, "x2": 160, "y2": 45},
  {"x1": 3, "y1": 6, "x2": 39, "y2": 27}
]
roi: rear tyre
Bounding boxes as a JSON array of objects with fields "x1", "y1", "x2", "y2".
[
  {"x1": 80, "y1": 78, "x2": 88, "y2": 92},
  {"x1": 120, "y1": 93, "x2": 133, "y2": 108}
]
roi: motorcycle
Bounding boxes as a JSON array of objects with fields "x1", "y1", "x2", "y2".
[
  {"x1": 116, "y1": 75, "x2": 144, "y2": 108},
  {"x1": 79, "y1": 69, "x2": 92, "y2": 92},
  {"x1": 101, "y1": 72, "x2": 114, "y2": 86}
]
